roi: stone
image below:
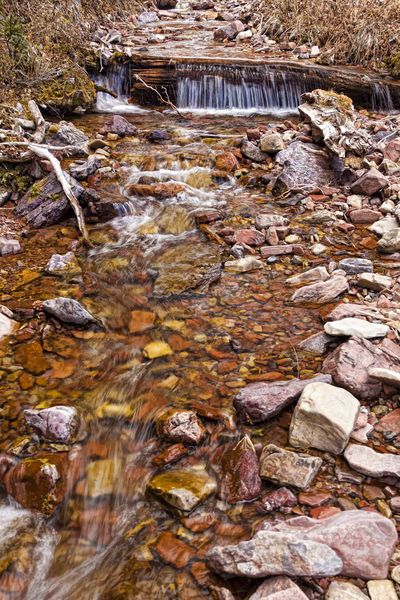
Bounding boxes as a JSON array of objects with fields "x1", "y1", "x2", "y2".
[
  {"x1": 16, "y1": 172, "x2": 84, "y2": 228},
  {"x1": 54, "y1": 121, "x2": 88, "y2": 146},
  {"x1": 0, "y1": 237, "x2": 21, "y2": 256},
  {"x1": 289, "y1": 382, "x2": 360, "y2": 454},
  {"x1": 324, "y1": 318, "x2": 389, "y2": 339},
  {"x1": 214, "y1": 152, "x2": 239, "y2": 172},
  {"x1": 260, "y1": 244, "x2": 304, "y2": 257},
  {"x1": 99, "y1": 115, "x2": 137, "y2": 137},
  {"x1": 138, "y1": 11, "x2": 159, "y2": 23},
  {"x1": 349, "y1": 209, "x2": 381, "y2": 224},
  {"x1": 286, "y1": 266, "x2": 330, "y2": 286},
  {"x1": 260, "y1": 133, "x2": 284, "y2": 154},
  {"x1": 219, "y1": 435, "x2": 261, "y2": 503},
  {"x1": 344, "y1": 443, "x2": 400, "y2": 478},
  {"x1": 260, "y1": 510, "x2": 397, "y2": 579},
  {"x1": 326, "y1": 581, "x2": 369, "y2": 599},
  {"x1": 233, "y1": 373, "x2": 332, "y2": 423},
  {"x1": 377, "y1": 228, "x2": 400, "y2": 253},
  {"x1": 129, "y1": 310, "x2": 155, "y2": 333},
  {"x1": 45, "y1": 252, "x2": 81, "y2": 278},
  {"x1": 347, "y1": 194, "x2": 363, "y2": 209},
  {"x1": 322, "y1": 337, "x2": 400, "y2": 400},
  {"x1": 367, "y1": 580, "x2": 397, "y2": 600},
  {"x1": 290, "y1": 276, "x2": 349, "y2": 304},
  {"x1": 311, "y1": 243, "x2": 327, "y2": 255},
  {"x1": 383, "y1": 137, "x2": 400, "y2": 162},
  {"x1": 260, "y1": 444, "x2": 322, "y2": 489},
  {"x1": 155, "y1": 531, "x2": 193, "y2": 569},
  {"x1": 375, "y1": 409, "x2": 400, "y2": 436},
  {"x1": 255, "y1": 214, "x2": 289, "y2": 229},
  {"x1": 256, "y1": 487, "x2": 297, "y2": 514},
  {"x1": 241, "y1": 141, "x2": 267, "y2": 163},
  {"x1": 0, "y1": 312, "x2": 18, "y2": 340},
  {"x1": 358, "y1": 272, "x2": 392, "y2": 291},
  {"x1": 274, "y1": 141, "x2": 338, "y2": 194},
  {"x1": 369, "y1": 367, "x2": 400, "y2": 388},
  {"x1": 339, "y1": 258, "x2": 373, "y2": 275},
  {"x1": 298, "y1": 332, "x2": 338, "y2": 356},
  {"x1": 69, "y1": 155, "x2": 103, "y2": 180},
  {"x1": 147, "y1": 468, "x2": 216, "y2": 512},
  {"x1": 42, "y1": 297, "x2": 97, "y2": 326},
  {"x1": 156, "y1": 0, "x2": 177, "y2": 8},
  {"x1": 350, "y1": 168, "x2": 389, "y2": 195},
  {"x1": 233, "y1": 229, "x2": 265, "y2": 246},
  {"x1": 224, "y1": 256, "x2": 263, "y2": 273},
  {"x1": 143, "y1": 341, "x2": 173, "y2": 359},
  {"x1": 369, "y1": 215, "x2": 398, "y2": 236},
  {"x1": 207, "y1": 531, "x2": 342, "y2": 578},
  {"x1": 236, "y1": 30, "x2": 253, "y2": 41},
  {"x1": 249, "y1": 576, "x2": 308, "y2": 600},
  {"x1": 298, "y1": 490, "x2": 331, "y2": 507},
  {"x1": 24, "y1": 406, "x2": 81, "y2": 443},
  {"x1": 85, "y1": 458, "x2": 121, "y2": 498},
  {"x1": 156, "y1": 409, "x2": 206, "y2": 445}
]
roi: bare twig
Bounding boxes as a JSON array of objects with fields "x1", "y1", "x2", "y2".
[{"x1": 133, "y1": 74, "x2": 188, "y2": 119}]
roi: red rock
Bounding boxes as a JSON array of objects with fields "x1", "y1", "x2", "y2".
[
  {"x1": 156, "y1": 409, "x2": 206, "y2": 445},
  {"x1": 152, "y1": 443, "x2": 188, "y2": 467},
  {"x1": 155, "y1": 531, "x2": 195, "y2": 568},
  {"x1": 234, "y1": 229, "x2": 265, "y2": 246},
  {"x1": 375, "y1": 409, "x2": 400, "y2": 436},
  {"x1": 256, "y1": 487, "x2": 297, "y2": 514},
  {"x1": 129, "y1": 310, "x2": 155, "y2": 333},
  {"x1": 298, "y1": 490, "x2": 332, "y2": 507},
  {"x1": 249, "y1": 576, "x2": 308, "y2": 600},
  {"x1": 383, "y1": 138, "x2": 400, "y2": 163},
  {"x1": 349, "y1": 209, "x2": 382, "y2": 224},
  {"x1": 350, "y1": 168, "x2": 389, "y2": 196},
  {"x1": 194, "y1": 209, "x2": 225, "y2": 224},
  {"x1": 190, "y1": 561, "x2": 211, "y2": 587},
  {"x1": 215, "y1": 152, "x2": 239, "y2": 172},
  {"x1": 219, "y1": 435, "x2": 261, "y2": 503},
  {"x1": 182, "y1": 513, "x2": 216, "y2": 532},
  {"x1": 247, "y1": 128, "x2": 261, "y2": 141},
  {"x1": 310, "y1": 506, "x2": 341, "y2": 519},
  {"x1": 260, "y1": 244, "x2": 304, "y2": 257},
  {"x1": 336, "y1": 222, "x2": 355, "y2": 234},
  {"x1": 266, "y1": 227, "x2": 279, "y2": 245}
]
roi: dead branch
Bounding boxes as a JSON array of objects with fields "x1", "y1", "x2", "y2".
[
  {"x1": 95, "y1": 84, "x2": 118, "y2": 98},
  {"x1": 133, "y1": 74, "x2": 188, "y2": 119},
  {"x1": 28, "y1": 143, "x2": 92, "y2": 246}
]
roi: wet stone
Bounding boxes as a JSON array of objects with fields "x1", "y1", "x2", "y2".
[
  {"x1": 154, "y1": 531, "x2": 194, "y2": 569},
  {"x1": 260, "y1": 132, "x2": 285, "y2": 154},
  {"x1": 324, "y1": 318, "x2": 388, "y2": 339},
  {"x1": 260, "y1": 444, "x2": 322, "y2": 489},
  {"x1": 45, "y1": 252, "x2": 81, "y2": 278},
  {"x1": 147, "y1": 468, "x2": 216, "y2": 512},
  {"x1": 286, "y1": 266, "x2": 329, "y2": 286},
  {"x1": 350, "y1": 168, "x2": 388, "y2": 195},
  {"x1": 156, "y1": 409, "x2": 206, "y2": 445},
  {"x1": 224, "y1": 256, "x2": 263, "y2": 273},
  {"x1": 24, "y1": 406, "x2": 81, "y2": 444},
  {"x1": 255, "y1": 214, "x2": 289, "y2": 229},
  {"x1": 256, "y1": 487, "x2": 297, "y2": 514},
  {"x1": 99, "y1": 115, "x2": 137, "y2": 137},
  {"x1": 43, "y1": 297, "x2": 97, "y2": 326},
  {"x1": 219, "y1": 435, "x2": 261, "y2": 503},
  {"x1": 0, "y1": 237, "x2": 21, "y2": 256},
  {"x1": 143, "y1": 341, "x2": 173, "y2": 359},
  {"x1": 290, "y1": 276, "x2": 349, "y2": 304},
  {"x1": 241, "y1": 141, "x2": 267, "y2": 163}
]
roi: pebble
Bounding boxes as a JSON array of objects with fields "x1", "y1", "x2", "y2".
[{"x1": 143, "y1": 341, "x2": 173, "y2": 359}]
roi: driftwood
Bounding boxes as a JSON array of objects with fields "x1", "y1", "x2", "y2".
[
  {"x1": 133, "y1": 74, "x2": 187, "y2": 119},
  {"x1": 28, "y1": 143, "x2": 91, "y2": 246},
  {"x1": 94, "y1": 84, "x2": 118, "y2": 98}
]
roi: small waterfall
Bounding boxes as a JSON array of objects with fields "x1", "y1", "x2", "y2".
[
  {"x1": 176, "y1": 64, "x2": 395, "y2": 114},
  {"x1": 93, "y1": 63, "x2": 148, "y2": 113}
]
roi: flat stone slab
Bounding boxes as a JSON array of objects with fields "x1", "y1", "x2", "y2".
[
  {"x1": 324, "y1": 317, "x2": 389, "y2": 339},
  {"x1": 358, "y1": 272, "x2": 392, "y2": 291},
  {"x1": 290, "y1": 276, "x2": 349, "y2": 305},
  {"x1": 369, "y1": 367, "x2": 400, "y2": 388},
  {"x1": 367, "y1": 580, "x2": 398, "y2": 600},
  {"x1": 344, "y1": 443, "x2": 400, "y2": 478},
  {"x1": 147, "y1": 468, "x2": 216, "y2": 512},
  {"x1": 289, "y1": 382, "x2": 360, "y2": 454},
  {"x1": 260, "y1": 444, "x2": 322, "y2": 489},
  {"x1": 338, "y1": 258, "x2": 373, "y2": 275}
]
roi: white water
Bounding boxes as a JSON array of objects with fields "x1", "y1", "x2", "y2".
[{"x1": 93, "y1": 64, "x2": 150, "y2": 114}]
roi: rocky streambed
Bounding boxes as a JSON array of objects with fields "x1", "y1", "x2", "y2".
[{"x1": 0, "y1": 81, "x2": 400, "y2": 600}]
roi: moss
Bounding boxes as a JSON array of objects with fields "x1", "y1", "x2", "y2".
[
  {"x1": 33, "y1": 65, "x2": 96, "y2": 114},
  {"x1": 0, "y1": 166, "x2": 32, "y2": 194}
]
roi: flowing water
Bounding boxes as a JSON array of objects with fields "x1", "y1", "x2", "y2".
[{"x1": 0, "y1": 80, "x2": 390, "y2": 599}]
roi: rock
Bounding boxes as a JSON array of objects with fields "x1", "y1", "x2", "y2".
[
  {"x1": 350, "y1": 168, "x2": 389, "y2": 195},
  {"x1": 143, "y1": 341, "x2": 173, "y2": 359},
  {"x1": 298, "y1": 331, "x2": 338, "y2": 356},
  {"x1": 290, "y1": 276, "x2": 349, "y2": 304},
  {"x1": 339, "y1": 258, "x2": 373, "y2": 275},
  {"x1": 367, "y1": 580, "x2": 397, "y2": 600},
  {"x1": 85, "y1": 458, "x2": 121, "y2": 498},
  {"x1": 274, "y1": 141, "x2": 338, "y2": 194},
  {"x1": 156, "y1": 409, "x2": 206, "y2": 445},
  {"x1": 241, "y1": 141, "x2": 267, "y2": 163},
  {"x1": 377, "y1": 228, "x2": 400, "y2": 253},
  {"x1": 233, "y1": 374, "x2": 332, "y2": 423},
  {"x1": 24, "y1": 406, "x2": 81, "y2": 443},
  {"x1": 233, "y1": 229, "x2": 265, "y2": 246},
  {"x1": 311, "y1": 243, "x2": 327, "y2": 255},
  {"x1": 148, "y1": 129, "x2": 170, "y2": 142},
  {"x1": 225, "y1": 256, "x2": 263, "y2": 273},
  {"x1": 349, "y1": 209, "x2": 381, "y2": 224},
  {"x1": 375, "y1": 408, "x2": 400, "y2": 436},
  {"x1": 155, "y1": 531, "x2": 194, "y2": 569},
  {"x1": 369, "y1": 215, "x2": 398, "y2": 236},
  {"x1": 260, "y1": 510, "x2": 397, "y2": 579},
  {"x1": 256, "y1": 487, "x2": 297, "y2": 514},
  {"x1": 236, "y1": 30, "x2": 253, "y2": 41},
  {"x1": 16, "y1": 172, "x2": 84, "y2": 228},
  {"x1": 0, "y1": 312, "x2": 18, "y2": 340},
  {"x1": 383, "y1": 137, "x2": 400, "y2": 162},
  {"x1": 219, "y1": 435, "x2": 261, "y2": 503},
  {"x1": 289, "y1": 382, "x2": 359, "y2": 454},
  {"x1": 260, "y1": 133, "x2": 284, "y2": 154},
  {"x1": 138, "y1": 11, "x2": 159, "y2": 23},
  {"x1": 147, "y1": 468, "x2": 216, "y2": 512},
  {"x1": 326, "y1": 581, "x2": 369, "y2": 599},
  {"x1": 45, "y1": 252, "x2": 81, "y2": 278},
  {"x1": 215, "y1": 152, "x2": 239, "y2": 172},
  {"x1": 369, "y1": 367, "x2": 400, "y2": 388},
  {"x1": 249, "y1": 576, "x2": 308, "y2": 600},
  {"x1": 255, "y1": 214, "x2": 289, "y2": 229},
  {"x1": 324, "y1": 318, "x2": 389, "y2": 339},
  {"x1": 358, "y1": 272, "x2": 392, "y2": 291},
  {"x1": 3, "y1": 452, "x2": 71, "y2": 515},
  {"x1": 323, "y1": 337, "x2": 400, "y2": 400},
  {"x1": 286, "y1": 266, "x2": 330, "y2": 286},
  {"x1": 54, "y1": 121, "x2": 88, "y2": 146},
  {"x1": 129, "y1": 310, "x2": 155, "y2": 333},
  {"x1": 42, "y1": 297, "x2": 96, "y2": 326},
  {"x1": 207, "y1": 531, "x2": 342, "y2": 578},
  {"x1": 156, "y1": 0, "x2": 177, "y2": 8},
  {"x1": 260, "y1": 244, "x2": 304, "y2": 257},
  {"x1": 69, "y1": 155, "x2": 103, "y2": 180},
  {"x1": 0, "y1": 237, "x2": 21, "y2": 256},
  {"x1": 99, "y1": 115, "x2": 137, "y2": 137},
  {"x1": 344, "y1": 443, "x2": 400, "y2": 478},
  {"x1": 260, "y1": 444, "x2": 322, "y2": 489}
]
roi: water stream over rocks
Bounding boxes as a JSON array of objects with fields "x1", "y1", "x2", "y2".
[{"x1": 1, "y1": 5, "x2": 400, "y2": 599}]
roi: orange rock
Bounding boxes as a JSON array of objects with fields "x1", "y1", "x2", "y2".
[
  {"x1": 154, "y1": 531, "x2": 195, "y2": 568},
  {"x1": 298, "y1": 490, "x2": 332, "y2": 507},
  {"x1": 168, "y1": 334, "x2": 192, "y2": 352},
  {"x1": 49, "y1": 358, "x2": 77, "y2": 379},
  {"x1": 152, "y1": 443, "x2": 188, "y2": 467},
  {"x1": 14, "y1": 341, "x2": 49, "y2": 375},
  {"x1": 181, "y1": 513, "x2": 216, "y2": 532},
  {"x1": 129, "y1": 310, "x2": 155, "y2": 334},
  {"x1": 190, "y1": 561, "x2": 211, "y2": 587},
  {"x1": 360, "y1": 236, "x2": 377, "y2": 250},
  {"x1": 19, "y1": 372, "x2": 35, "y2": 390},
  {"x1": 215, "y1": 152, "x2": 239, "y2": 173},
  {"x1": 310, "y1": 506, "x2": 341, "y2": 519}
]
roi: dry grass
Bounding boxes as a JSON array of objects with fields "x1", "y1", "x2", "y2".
[{"x1": 254, "y1": 0, "x2": 400, "y2": 77}]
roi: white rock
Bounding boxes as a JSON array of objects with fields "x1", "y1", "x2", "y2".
[
  {"x1": 286, "y1": 266, "x2": 329, "y2": 286},
  {"x1": 225, "y1": 257, "x2": 263, "y2": 273},
  {"x1": 380, "y1": 199, "x2": 396, "y2": 214},
  {"x1": 0, "y1": 312, "x2": 18, "y2": 340},
  {"x1": 310, "y1": 45, "x2": 320, "y2": 57},
  {"x1": 358, "y1": 272, "x2": 392, "y2": 291},
  {"x1": 324, "y1": 318, "x2": 389, "y2": 339},
  {"x1": 0, "y1": 237, "x2": 21, "y2": 256},
  {"x1": 347, "y1": 195, "x2": 363, "y2": 209},
  {"x1": 367, "y1": 580, "x2": 397, "y2": 600},
  {"x1": 326, "y1": 581, "x2": 369, "y2": 599},
  {"x1": 289, "y1": 382, "x2": 360, "y2": 454},
  {"x1": 369, "y1": 367, "x2": 400, "y2": 388},
  {"x1": 377, "y1": 228, "x2": 400, "y2": 253},
  {"x1": 344, "y1": 443, "x2": 400, "y2": 478},
  {"x1": 236, "y1": 29, "x2": 253, "y2": 40},
  {"x1": 311, "y1": 243, "x2": 327, "y2": 255},
  {"x1": 369, "y1": 215, "x2": 398, "y2": 236}
]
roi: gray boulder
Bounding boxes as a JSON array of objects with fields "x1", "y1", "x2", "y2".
[{"x1": 42, "y1": 297, "x2": 97, "y2": 326}]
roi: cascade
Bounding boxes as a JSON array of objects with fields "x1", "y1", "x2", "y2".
[{"x1": 93, "y1": 63, "x2": 148, "y2": 113}]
